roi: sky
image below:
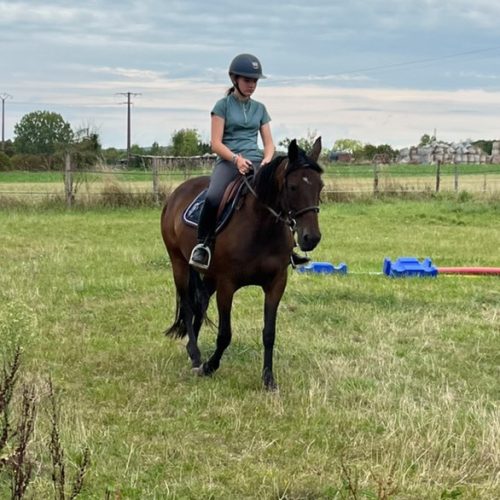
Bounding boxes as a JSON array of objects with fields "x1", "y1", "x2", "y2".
[{"x1": 2, "y1": 0, "x2": 500, "y2": 151}]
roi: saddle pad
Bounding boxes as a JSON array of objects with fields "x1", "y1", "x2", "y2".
[{"x1": 183, "y1": 182, "x2": 246, "y2": 234}]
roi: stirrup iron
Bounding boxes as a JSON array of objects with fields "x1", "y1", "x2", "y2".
[{"x1": 189, "y1": 243, "x2": 212, "y2": 270}]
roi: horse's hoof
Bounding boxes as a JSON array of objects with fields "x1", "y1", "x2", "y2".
[
  {"x1": 192, "y1": 365, "x2": 204, "y2": 376},
  {"x1": 263, "y1": 376, "x2": 278, "y2": 391},
  {"x1": 263, "y1": 368, "x2": 278, "y2": 391},
  {"x1": 193, "y1": 363, "x2": 212, "y2": 377}
]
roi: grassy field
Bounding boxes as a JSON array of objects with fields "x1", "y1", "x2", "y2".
[
  {"x1": 1, "y1": 164, "x2": 500, "y2": 202},
  {"x1": 1, "y1": 198, "x2": 499, "y2": 498},
  {"x1": 0, "y1": 163, "x2": 498, "y2": 183}
]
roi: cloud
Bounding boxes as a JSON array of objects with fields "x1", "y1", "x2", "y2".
[
  {"x1": 259, "y1": 84, "x2": 500, "y2": 148},
  {"x1": 2, "y1": 0, "x2": 500, "y2": 149},
  {"x1": 90, "y1": 66, "x2": 167, "y2": 81},
  {"x1": 459, "y1": 71, "x2": 500, "y2": 80}
]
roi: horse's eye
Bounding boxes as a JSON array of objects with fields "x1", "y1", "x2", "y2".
[{"x1": 289, "y1": 184, "x2": 298, "y2": 192}]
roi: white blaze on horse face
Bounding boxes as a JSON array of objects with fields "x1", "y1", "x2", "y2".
[{"x1": 302, "y1": 176, "x2": 312, "y2": 185}]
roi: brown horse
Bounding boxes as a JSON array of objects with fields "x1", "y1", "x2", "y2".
[{"x1": 160, "y1": 138, "x2": 324, "y2": 389}]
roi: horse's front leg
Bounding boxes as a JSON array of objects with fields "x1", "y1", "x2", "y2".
[
  {"x1": 197, "y1": 282, "x2": 234, "y2": 377},
  {"x1": 262, "y1": 272, "x2": 287, "y2": 391}
]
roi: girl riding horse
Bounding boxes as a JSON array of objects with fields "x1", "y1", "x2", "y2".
[{"x1": 189, "y1": 53, "x2": 308, "y2": 270}]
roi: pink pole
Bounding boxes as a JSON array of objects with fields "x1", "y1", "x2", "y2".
[{"x1": 438, "y1": 267, "x2": 500, "y2": 276}]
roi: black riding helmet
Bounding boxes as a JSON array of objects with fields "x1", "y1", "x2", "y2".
[{"x1": 229, "y1": 53, "x2": 266, "y2": 80}]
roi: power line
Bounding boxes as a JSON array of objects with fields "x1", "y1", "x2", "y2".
[
  {"x1": 116, "y1": 92, "x2": 141, "y2": 166},
  {"x1": 1, "y1": 93, "x2": 13, "y2": 151},
  {"x1": 319, "y1": 46, "x2": 500, "y2": 78}
]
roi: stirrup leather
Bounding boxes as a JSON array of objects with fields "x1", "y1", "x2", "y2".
[{"x1": 189, "y1": 243, "x2": 212, "y2": 270}]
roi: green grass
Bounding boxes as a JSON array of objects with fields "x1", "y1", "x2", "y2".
[
  {"x1": 1, "y1": 199, "x2": 499, "y2": 498},
  {"x1": 1, "y1": 163, "x2": 499, "y2": 183},
  {"x1": 325, "y1": 163, "x2": 500, "y2": 178},
  {"x1": 2, "y1": 165, "x2": 500, "y2": 205},
  {"x1": 0, "y1": 168, "x2": 210, "y2": 184}
]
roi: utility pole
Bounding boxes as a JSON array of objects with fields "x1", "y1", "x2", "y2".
[
  {"x1": 116, "y1": 92, "x2": 141, "y2": 166},
  {"x1": 1, "y1": 93, "x2": 12, "y2": 151}
]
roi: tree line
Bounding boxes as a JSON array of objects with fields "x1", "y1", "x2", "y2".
[
  {"x1": 0, "y1": 111, "x2": 401, "y2": 171},
  {"x1": 1, "y1": 110, "x2": 496, "y2": 171},
  {"x1": 0, "y1": 111, "x2": 211, "y2": 171}
]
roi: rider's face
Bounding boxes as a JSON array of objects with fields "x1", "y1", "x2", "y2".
[{"x1": 236, "y1": 76, "x2": 258, "y2": 97}]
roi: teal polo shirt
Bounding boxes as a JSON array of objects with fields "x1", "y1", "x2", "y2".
[{"x1": 211, "y1": 94, "x2": 271, "y2": 162}]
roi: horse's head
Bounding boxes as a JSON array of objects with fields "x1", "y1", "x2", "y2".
[
  {"x1": 253, "y1": 137, "x2": 324, "y2": 252},
  {"x1": 283, "y1": 137, "x2": 324, "y2": 252}
]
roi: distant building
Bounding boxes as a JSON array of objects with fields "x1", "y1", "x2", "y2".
[
  {"x1": 398, "y1": 140, "x2": 499, "y2": 164},
  {"x1": 329, "y1": 151, "x2": 353, "y2": 163}
]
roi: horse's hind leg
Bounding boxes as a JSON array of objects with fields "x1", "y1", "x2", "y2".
[
  {"x1": 192, "y1": 277, "x2": 215, "y2": 339},
  {"x1": 168, "y1": 254, "x2": 203, "y2": 368},
  {"x1": 181, "y1": 302, "x2": 202, "y2": 368}
]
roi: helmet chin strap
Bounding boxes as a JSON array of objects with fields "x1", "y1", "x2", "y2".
[{"x1": 231, "y1": 75, "x2": 248, "y2": 99}]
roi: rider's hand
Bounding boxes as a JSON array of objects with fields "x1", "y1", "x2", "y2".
[{"x1": 235, "y1": 155, "x2": 253, "y2": 175}]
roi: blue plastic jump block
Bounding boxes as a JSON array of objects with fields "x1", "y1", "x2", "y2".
[
  {"x1": 296, "y1": 261, "x2": 348, "y2": 275},
  {"x1": 383, "y1": 257, "x2": 438, "y2": 278}
]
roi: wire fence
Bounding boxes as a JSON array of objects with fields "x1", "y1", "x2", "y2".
[{"x1": 1, "y1": 160, "x2": 500, "y2": 207}]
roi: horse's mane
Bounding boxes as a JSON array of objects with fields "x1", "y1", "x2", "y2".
[
  {"x1": 252, "y1": 155, "x2": 286, "y2": 205},
  {"x1": 253, "y1": 150, "x2": 323, "y2": 205}
]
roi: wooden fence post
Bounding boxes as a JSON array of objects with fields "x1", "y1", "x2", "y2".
[
  {"x1": 435, "y1": 160, "x2": 441, "y2": 193},
  {"x1": 454, "y1": 164, "x2": 459, "y2": 192},
  {"x1": 373, "y1": 164, "x2": 379, "y2": 194},
  {"x1": 64, "y1": 152, "x2": 73, "y2": 207},
  {"x1": 152, "y1": 157, "x2": 160, "y2": 204}
]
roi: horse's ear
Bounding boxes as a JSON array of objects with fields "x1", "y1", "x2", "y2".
[
  {"x1": 310, "y1": 136, "x2": 322, "y2": 162},
  {"x1": 288, "y1": 139, "x2": 299, "y2": 163}
]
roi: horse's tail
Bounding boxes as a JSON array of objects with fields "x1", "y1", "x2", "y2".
[
  {"x1": 164, "y1": 293, "x2": 186, "y2": 338},
  {"x1": 164, "y1": 267, "x2": 210, "y2": 338}
]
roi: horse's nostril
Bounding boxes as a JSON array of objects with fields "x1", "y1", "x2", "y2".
[{"x1": 299, "y1": 232, "x2": 321, "y2": 252}]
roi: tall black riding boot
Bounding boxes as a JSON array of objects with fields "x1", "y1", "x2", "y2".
[{"x1": 189, "y1": 200, "x2": 218, "y2": 269}]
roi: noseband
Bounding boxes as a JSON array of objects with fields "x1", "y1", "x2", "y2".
[{"x1": 286, "y1": 204, "x2": 320, "y2": 231}]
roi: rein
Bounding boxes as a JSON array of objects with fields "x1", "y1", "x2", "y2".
[
  {"x1": 242, "y1": 164, "x2": 320, "y2": 231},
  {"x1": 242, "y1": 174, "x2": 286, "y2": 223}
]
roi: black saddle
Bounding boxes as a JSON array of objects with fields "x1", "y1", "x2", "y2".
[{"x1": 183, "y1": 177, "x2": 248, "y2": 235}]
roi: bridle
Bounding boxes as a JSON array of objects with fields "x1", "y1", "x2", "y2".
[
  {"x1": 287, "y1": 205, "x2": 320, "y2": 231},
  {"x1": 242, "y1": 162, "x2": 320, "y2": 231}
]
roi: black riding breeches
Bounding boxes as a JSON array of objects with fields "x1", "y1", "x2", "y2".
[{"x1": 196, "y1": 159, "x2": 260, "y2": 243}]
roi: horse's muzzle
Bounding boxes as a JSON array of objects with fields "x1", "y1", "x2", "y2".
[{"x1": 298, "y1": 231, "x2": 321, "y2": 252}]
